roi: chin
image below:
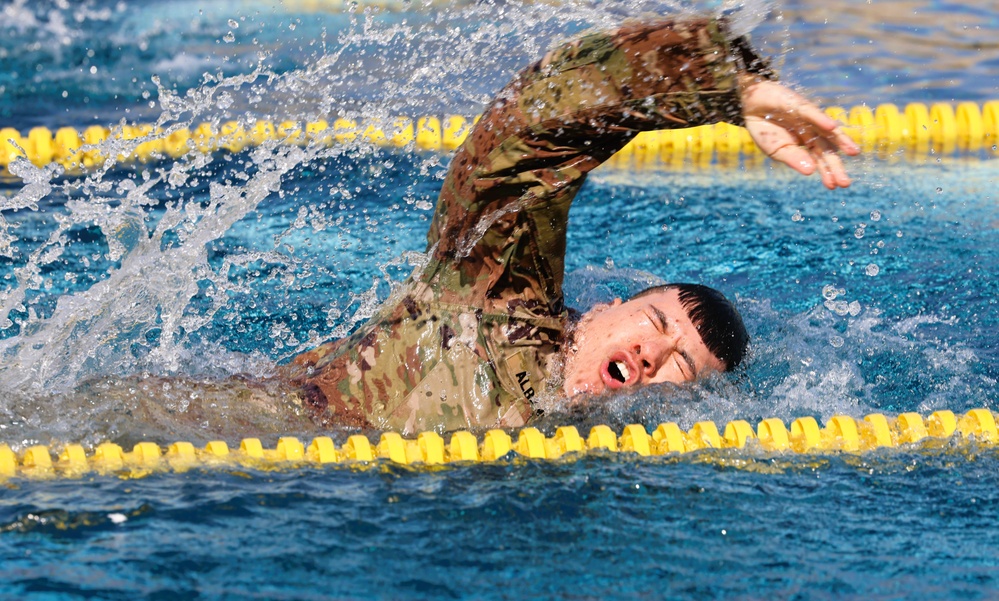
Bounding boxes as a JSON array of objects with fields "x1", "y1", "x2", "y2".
[{"x1": 565, "y1": 379, "x2": 602, "y2": 398}]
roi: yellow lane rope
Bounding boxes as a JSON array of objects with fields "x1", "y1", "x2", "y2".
[
  {"x1": 1, "y1": 101, "x2": 997, "y2": 175},
  {"x1": 1, "y1": 408, "x2": 996, "y2": 480}
]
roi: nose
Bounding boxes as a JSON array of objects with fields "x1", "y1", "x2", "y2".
[{"x1": 633, "y1": 339, "x2": 670, "y2": 379}]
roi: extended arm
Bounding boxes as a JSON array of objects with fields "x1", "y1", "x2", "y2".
[
  {"x1": 286, "y1": 18, "x2": 857, "y2": 431},
  {"x1": 419, "y1": 18, "x2": 856, "y2": 315}
]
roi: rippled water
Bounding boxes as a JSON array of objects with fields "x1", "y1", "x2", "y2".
[
  {"x1": 0, "y1": 0, "x2": 997, "y2": 598},
  {"x1": 2, "y1": 0, "x2": 998, "y2": 127},
  {"x1": 765, "y1": 0, "x2": 999, "y2": 104},
  {"x1": 2, "y1": 449, "x2": 999, "y2": 600}
]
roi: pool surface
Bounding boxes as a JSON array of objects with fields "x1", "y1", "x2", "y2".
[{"x1": 1, "y1": 0, "x2": 998, "y2": 598}]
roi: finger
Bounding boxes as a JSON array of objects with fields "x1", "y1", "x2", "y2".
[
  {"x1": 809, "y1": 136, "x2": 852, "y2": 189},
  {"x1": 795, "y1": 102, "x2": 839, "y2": 133},
  {"x1": 801, "y1": 127, "x2": 856, "y2": 187},
  {"x1": 822, "y1": 151, "x2": 851, "y2": 188},
  {"x1": 796, "y1": 103, "x2": 861, "y2": 156},
  {"x1": 829, "y1": 127, "x2": 861, "y2": 156},
  {"x1": 810, "y1": 123, "x2": 861, "y2": 157},
  {"x1": 770, "y1": 143, "x2": 816, "y2": 176},
  {"x1": 820, "y1": 136, "x2": 853, "y2": 188},
  {"x1": 807, "y1": 144, "x2": 833, "y2": 189},
  {"x1": 817, "y1": 154, "x2": 837, "y2": 190}
]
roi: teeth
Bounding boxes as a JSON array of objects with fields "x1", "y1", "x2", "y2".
[{"x1": 614, "y1": 360, "x2": 630, "y2": 381}]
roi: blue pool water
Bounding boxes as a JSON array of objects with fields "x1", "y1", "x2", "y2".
[{"x1": 1, "y1": 0, "x2": 998, "y2": 598}]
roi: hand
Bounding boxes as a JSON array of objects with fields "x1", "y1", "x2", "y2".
[{"x1": 740, "y1": 77, "x2": 860, "y2": 190}]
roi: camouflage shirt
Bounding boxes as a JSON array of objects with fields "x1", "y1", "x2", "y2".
[{"x1": 288, "y1": 18, "x2": 773, "y2": 433}]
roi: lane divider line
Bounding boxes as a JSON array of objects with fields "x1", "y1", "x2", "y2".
[
  {"x1": 2, "y1": 408, "x2": 997, "y2": 480},
  {"x1": 2, "y1": 101, "x2": 997, "y2": 175}
]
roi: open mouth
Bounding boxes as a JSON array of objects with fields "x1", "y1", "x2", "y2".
[
  {"x1": 600, "y1": 353, "x2": 638, "y2": 391},
  {"x1": 607, "y1": 359, "x2": 630, "y2": 384}
]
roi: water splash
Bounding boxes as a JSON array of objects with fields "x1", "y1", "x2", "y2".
[
  {"x1": 1, "y1": 0, "x2": 738, "y2": 441},
  {"x1": 0, "y1": 1, "x2": 995, "y2": 447}
]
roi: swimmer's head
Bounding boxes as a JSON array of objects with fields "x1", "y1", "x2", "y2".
[{"x1": 562, "y1": 283, "x2": 748, "y2": 397}]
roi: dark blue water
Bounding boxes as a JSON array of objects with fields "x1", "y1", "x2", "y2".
[
  {"x1": 3, "y1": 449, "x2": 999, "y2": 600},
  {"x1": 1, "y1": 0, "x2": 998, "y2": 599},
  {"x1": 2, "y1": 0, "x2": 998, "y2": 128}
]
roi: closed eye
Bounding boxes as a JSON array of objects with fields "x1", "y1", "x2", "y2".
[
  {"x1": 678, "y1": 349, "x2": 697, "y2": 380},
  {"x1": 649, "y1": 305, "x2": 669, "y2": 334}
]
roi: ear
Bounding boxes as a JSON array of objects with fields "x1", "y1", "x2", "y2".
[
  {"x1": 582, "y1": 301, "x2": 612, "y2": 320},
  {"x1": 582, "y1": 297, "x2": 624, "y2": 320},
  {"x1": 592, "y1": 298, "x2": 623, "y2": 311}
]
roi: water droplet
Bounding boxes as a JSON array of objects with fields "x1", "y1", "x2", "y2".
[
  {"x1": 223, "y1": 31, "x2": 235, "y2": 43},
  {"x1": 228, "y1": 18, "x2": 239, "y2": 28},
  {"x1": 791, "y1": 210, "x2": 803, "y2": 222},
  {"x1": 830, "y1": 300, "x2": 844, "y2": 313},
  {"x1": 870, "y1": 210, "x2": 881, "y2": 221},
  {"x1": 936, "y1": 187, "x2": 943, "y2": 193},
  {"x1": 829, "y1": 335, "x2": 845, "y2": 348},
  {"x1": 865, "y1": 263, "x2": 879, "y2": 276}
]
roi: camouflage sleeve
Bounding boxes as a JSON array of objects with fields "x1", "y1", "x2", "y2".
[{"x1": 421, "y1": 18, "x2": 774, "y2": 315}]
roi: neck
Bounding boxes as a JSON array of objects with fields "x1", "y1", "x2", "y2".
[{"x1": 556, "y1": 309, "x2": 585, "y2": 391}]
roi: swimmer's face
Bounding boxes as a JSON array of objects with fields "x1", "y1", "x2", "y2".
[{"x1": 562, "y1": 288, "x2": 725, "y2": 397}]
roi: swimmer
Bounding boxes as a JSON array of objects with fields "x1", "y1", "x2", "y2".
[{"x1": 285, "y1": 17, "x2": 860, "y2": 434}]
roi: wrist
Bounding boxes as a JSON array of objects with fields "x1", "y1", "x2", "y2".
[
  {"x1": 738, "y1": 72, "x2": 769, "y2": 105},
  {"x1": 727, "y1": 32, "x2": 778, "y2": 81}
]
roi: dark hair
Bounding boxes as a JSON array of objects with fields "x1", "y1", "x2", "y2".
[{"x1": 630, "y1": 283, "x2": 748, "y2": 371}]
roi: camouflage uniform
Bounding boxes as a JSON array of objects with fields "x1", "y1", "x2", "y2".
[{"x1": 288, "y1": 18, "x2": 774, "y2": 433}]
